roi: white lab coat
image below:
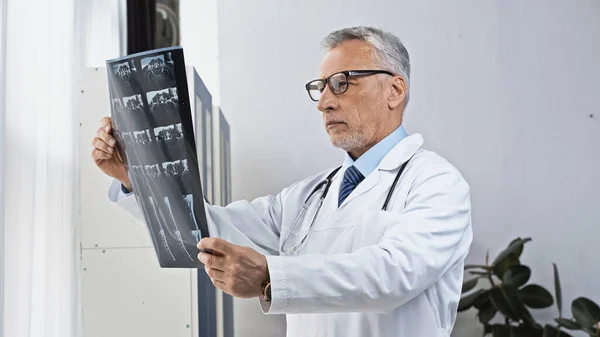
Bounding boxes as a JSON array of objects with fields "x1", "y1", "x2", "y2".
[{"x1": 108, "y1": 133, "x2": 473, "y2": 337}]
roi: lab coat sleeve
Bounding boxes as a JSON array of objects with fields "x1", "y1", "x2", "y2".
[
  {"x1": 259, "y1": 160, "x2": 472, "y2": 314},
  {"x1": 107, "y1": 179, "x2": 283, "y2": 255},
  {"x1": 108, "y1": 180, "x2": 146, "y2": 221}
]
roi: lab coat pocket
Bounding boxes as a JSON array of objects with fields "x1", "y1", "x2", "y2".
[
  {"x1": 319, "y1": 226, "x2": 357, "y2": 254},
  {"x1": 307, "y1": 215, "x2": 362, "y2": 255},
  {"x1": 282, "y1": 225, "x2": 358, "y2": 255},
  {"x1": 351, "y1": 210, "x2": 394, "y2": 251}
]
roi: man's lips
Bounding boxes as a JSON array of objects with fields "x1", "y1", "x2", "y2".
[{"x1": 326, "y1": 121, "x2": 345, "y2": 127}]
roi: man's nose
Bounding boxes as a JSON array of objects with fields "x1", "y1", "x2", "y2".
[{"x1": 317, "y1": 86, "x2": 337, "y2": 112}]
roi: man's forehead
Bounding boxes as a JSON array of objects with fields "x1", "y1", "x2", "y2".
[{"x1": 318, "y1": 40, "x2": 378, "y2": 77}]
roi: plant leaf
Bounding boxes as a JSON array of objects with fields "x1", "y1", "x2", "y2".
[
  {"x1": 491, "y1": 285, "x2": 538, "y2": 327},
  {"x1": 491, "y1": 324, "x2": 510, "y2": 337},
  {"x1": 543, "y1": 325, "x2": 574, "y2": 337},
  {"x1": 489, "y1": 286, "x2": 521, "y2": 321},
  {"x1": 520, "y1": 284, "x2": 554, "y2": 309},
  {"x1": 493, "y1": 253, "x2": 520, "y2": 278},
  {"x1": 508, "y1": 237, "x2": 527, "y2": 257},
  {"x1": 554, "y1": 318, "x2": 581, "y2": 330},
  {"x1": 458, "y1": 289, "x2": 485, "y2": 312},
  {"x1": 553, "y1": 263, "x2": 562, "y2": 318},
  {"x1": 478, "y1": 299, "x2": 498, "y2": 324},
  {"x1": 502, "y1": 265, "x2": 531, "y2": 287},
  {"x1": 463, "y1": 277, "x2": 479, "y2": 293},
  {"x1": 572, "y1": 297, "x2": 600, "y2": 328},
  {"x1": 483, "y1": 323, "x2": 492, "y2": 335},
  {"x1": 473, "y1": 290, "x2": 491, "y2": 310},
  {"x1": 510, "y1": 325, "x2": 544, "y2": 337},
  {"x1": 492, "y1": 237, "x2": 532, "y2": 267},
  {"x1": 582, "y1": 326, "x2": 599, "y2": 336}
]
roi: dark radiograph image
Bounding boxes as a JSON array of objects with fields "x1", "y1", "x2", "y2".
[
  {"x1": 162, "y1": 196, "x2": 195, "y2": 261},
  {"x1": 147, "y1": 196, "x2": 177, "y2": 262},
  {"x1": 112, "y1": 60, "x2": 141, "y2": 96},
  {"x1": 144, "y1": 164, "x2": 161, "y2": 178},
  {"x1": 141, "y1": 53, "x2": 176, "y2": 90},
  {"x1": 112, "y1": 98, "x2": 124, "y2": 112},
  {"x1": 133, "y1": 129, "x2": 152, "y2": 145},
  {"x1": 146, "y1": 87, "x2": 180, "y2": 126},
  {"x1": 127, "y1": 164, "x2": 147, "y2": 191},
  {"x1": 107, "y1": 47, "x2": 208, "y2": 268},
  {"x1": 130, "y1": 164, "x2": 144, "y2": 176},
  {"x1": 154, "y1": 123, "x2": 183, "y2": 142},
  {"x1": 123, "y1": 94, "x2": 144, "y2": 113},
  {"x1": 122, "y1": 94, "x2": 151, "y2": 130},
  {"x1": 120, "y1": 131, "x2": 133, "y2": 144},
  {"x1": 183, "y1": 194, "x2": 202, "y2": 242},
  {"x1": 162, "y1": 159, "x2": 188, "y2": 178},
  {"x1": 154, "y1": 123, "x2": 184, "y2": 153},
  {"x1": 111, "y1": 98, "x2": 126, "y2": 131},
  {"x1": 162, "y1": 159, "x2": 193, "y2": 193}
]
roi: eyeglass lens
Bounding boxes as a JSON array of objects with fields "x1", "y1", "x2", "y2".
[{"x1": 307, "y1": 72, "x2": 348, "y2": 101}]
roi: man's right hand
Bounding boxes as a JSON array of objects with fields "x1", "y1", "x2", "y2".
[{"x1": 92, "y1": 117, "x2": 132, "y2": 192}]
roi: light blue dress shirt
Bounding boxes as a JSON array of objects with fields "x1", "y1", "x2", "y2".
[{"x1": 341, "y1": 124, "x2": 408, "y2": 179}]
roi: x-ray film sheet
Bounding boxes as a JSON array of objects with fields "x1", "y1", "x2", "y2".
[{"x1": 106, "y1": 47, "x2": 208, "y2": 268}]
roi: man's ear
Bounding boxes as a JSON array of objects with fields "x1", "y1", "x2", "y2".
[{"x1": 387, "y1": 76, "x2": 407, "y2": 110}]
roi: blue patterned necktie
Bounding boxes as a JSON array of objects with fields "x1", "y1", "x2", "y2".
[{"x1": 338, "y1": 165, "x2": 365, "y2": 206}]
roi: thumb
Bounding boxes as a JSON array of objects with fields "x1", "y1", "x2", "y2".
[{"x1": 198, "y1": 238, "x2": 232, "y2": 256}]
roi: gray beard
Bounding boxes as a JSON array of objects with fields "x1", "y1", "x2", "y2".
[{"x1": 330, "y1": 132, "x2": 368, "y2": 153}]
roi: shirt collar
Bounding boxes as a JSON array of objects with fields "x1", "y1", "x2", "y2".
[{"x1": 342, "y1": 124, "x2": 408, "y2": 177}]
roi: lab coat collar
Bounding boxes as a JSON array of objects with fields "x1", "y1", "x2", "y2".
[
  {"x1": 378, "y1": 133, "x2": 424, "y2": 171},
  {"x1": 337, "y1": 133, "x2": 423, "y2": 208},
  {"x1": 341, "y1": 124, "x2": 408, "y2": 177}
]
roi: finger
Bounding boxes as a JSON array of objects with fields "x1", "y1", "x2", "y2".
[
  {"x1": 115, "y1": 147, "x2": 124, "y2": 163},
  {"x1": 210, "y1": 278, "x2": 227, "y2": 292},
  {"x1": 92, "y1": 137, "x2": 114, "y2": 154},
  {"x1": 198, "y1": 237, "x2": 233, "y2": 255},
  {"x1": 96, "y1": 127, "x2": 117, "y2": 148},
  {"x1": 100, "y1": 117, "x2": 112, "y2": 132},
  {"x1": 198, "y1": 251, "x2": 226, "y2": 271},
  {"x1": 204, "y1": 265, "x2": 226, "y2": 282},
  {"x1": 92, "y1": 148, "x2": 111, "y2": 161}
]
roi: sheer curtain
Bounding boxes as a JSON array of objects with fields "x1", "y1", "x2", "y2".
[
  {"x1": 0, "y1": 0, "x2": 7, "y2": 334},
  {"x1": 2, "y1": 0, "x2": 81, "y2": 336},
  {"x1": 80, "y1": 0, "x2": 127, "y2": 67}
]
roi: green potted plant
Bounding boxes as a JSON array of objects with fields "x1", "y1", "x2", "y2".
[{"x1": 458, "y1": 237, "x2": 600, "y2": 337}]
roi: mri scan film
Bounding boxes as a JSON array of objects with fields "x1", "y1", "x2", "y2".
[{"x1": 106, "y1": 47, "x2": 209, "y2": 268}]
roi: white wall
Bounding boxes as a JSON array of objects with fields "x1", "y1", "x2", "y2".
[
  {"x1": 180, "y1": 0, "x2": 220, "y2": 105},
  {"x1": 216, "y1": 0, "x2": 600, "y2": 336}
]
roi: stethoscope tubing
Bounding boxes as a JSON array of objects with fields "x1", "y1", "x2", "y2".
[{"x1": 282, "y1": 158, "x2": 410, "y2": 253}]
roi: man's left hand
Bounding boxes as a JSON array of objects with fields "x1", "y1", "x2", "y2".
[{"x1": 197, "y1": 238, "x2": 269, "y2": 298}]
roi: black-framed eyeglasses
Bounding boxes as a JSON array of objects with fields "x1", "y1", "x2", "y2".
[{"x1": 304, "y1": 70, "x2": 395, "y2": 102}]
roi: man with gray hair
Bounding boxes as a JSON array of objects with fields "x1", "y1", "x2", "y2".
[{"x1": 94, "y1": 26, "x2": 472, "y2": 337}]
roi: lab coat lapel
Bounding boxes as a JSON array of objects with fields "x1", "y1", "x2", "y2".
[{"x1": 338, "y1": 133, "x2": 424, "y2": 209}]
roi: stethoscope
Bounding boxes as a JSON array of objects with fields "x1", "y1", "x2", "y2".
[{"x1": 281, "y1": 158, "x2": 411, "y2": 253}]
